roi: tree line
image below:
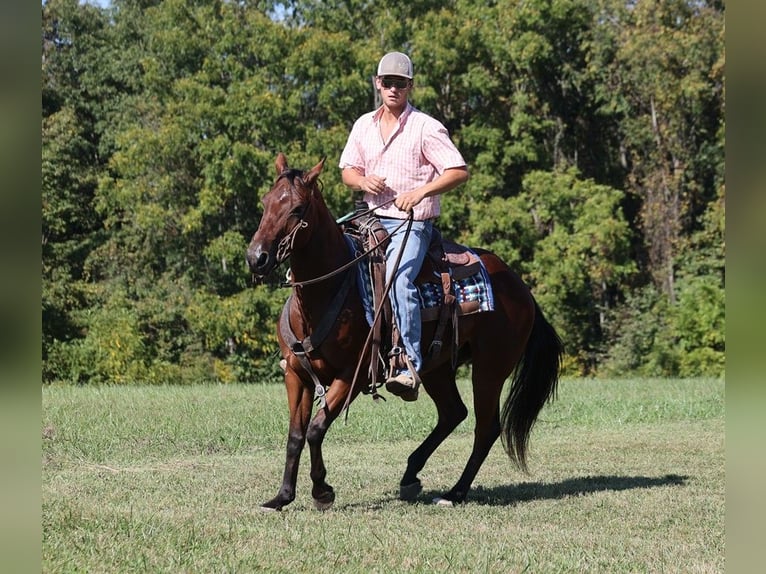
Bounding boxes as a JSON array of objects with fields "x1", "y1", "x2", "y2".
[{"x1": 42, "y1": 0, "x2": 725, "y2": 384}]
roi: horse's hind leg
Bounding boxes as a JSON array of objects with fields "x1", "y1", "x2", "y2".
[
  {"x1": 436, "y1": 352, "x2": 516, "y2": 506},
  {"x1": 400, "y1": 363, "x2": 468, "y2": 500},
  {"x1": 434, "y1": 365, "x2": 504, "y2": 505}
]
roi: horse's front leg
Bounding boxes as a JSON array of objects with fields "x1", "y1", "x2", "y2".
[
  {"x1": 306, "y1": 376, "x2": 360, "y2": 510},
  {"x1": 261, "y1": 371, "x2": 314, "y2": 511},
  {"x1": 306, "y1": 407, "x2": 335, "y2": 510}
]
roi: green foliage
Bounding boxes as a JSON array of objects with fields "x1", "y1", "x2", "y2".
[
  {"x1": 46, "y1": 279, "x2": 288, "y2": 385},
  {"x1": 600, "y1": 285, "x2": 678, "y2": 377},
  {"x1": 601, "y1": 278, "x2": 724, "y2": 378},
  {"x1": 462, "y1": 194, "x2": 535, "y2": 270},
  {"x1": 601, "y1": 185, "x2": 724, "y2": 378},
  {"x1": 42, "y1": 106, "x2": 101, "y2": 350},
  {"x1": 41, "y1": 0, "x2": 724, "y2": 384},
  {"x1": 46, "y1": 287, "x2": 153, "y2": 385},
  {"x1": 673, "y1": 274, "x2": 725, "y2": 376},
  {"x1": 592, "y1": 0, "x2": 725, "y2": 295},
  {"x1": 520, "y1": 169, "x2": 635, "y2": 373},
  {"x1": 184, "y1": 286, "x2": 288, "y2": 384}
]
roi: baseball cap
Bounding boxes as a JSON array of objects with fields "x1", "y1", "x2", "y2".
[{"x1": 376, "y1": 52, "x2": 413, "y2": 79}]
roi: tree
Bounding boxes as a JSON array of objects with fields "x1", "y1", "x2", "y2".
[
  {"x1": 41, "y1": 0, "x2": 725, "y2": 383},
  {"x1": 42, "y1": 0, "x2": 115, "y2": 378},
  {"x1": 596, "y1": 0, "x2": 724, "y2": 298},
  {"x1": 521, "y1": 169, "x2": 635, "y2": 373}
]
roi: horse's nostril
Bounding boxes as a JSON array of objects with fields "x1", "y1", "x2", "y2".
[{"x1": 247, "y1": 246, "x2": 270, "y2": 272}]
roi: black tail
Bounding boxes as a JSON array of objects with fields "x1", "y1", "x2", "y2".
[{"x1": 500, "y1": 300, "x2": 563, "y2": 472}]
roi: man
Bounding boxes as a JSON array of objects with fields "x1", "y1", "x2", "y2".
[{"x1": 339, "y1": 51, "x2": 469, "y2": 401}]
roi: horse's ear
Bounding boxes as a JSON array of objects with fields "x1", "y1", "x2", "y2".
[
  {"x1": 275, "y1": 153, "x2": 289, "y2": 175},
  {"x1": 304, "y1": 156, "x2": 326, "y2": 186}
]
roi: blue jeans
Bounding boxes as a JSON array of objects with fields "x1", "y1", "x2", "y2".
[{"x1": 378, "y1": 217, "x2": 433, "y2": 374}]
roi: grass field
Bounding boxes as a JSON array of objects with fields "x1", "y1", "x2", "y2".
[{"x1": 42, "y1": 377, "x2": 724, "y2": 573}]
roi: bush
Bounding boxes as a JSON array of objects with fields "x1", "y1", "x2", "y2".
[
  {"x1": 601, "y1": 280, "x2": 724, "y2": 378},
  {"x1": 43, "y1": 280, "x2": 289, "y2": 386}
]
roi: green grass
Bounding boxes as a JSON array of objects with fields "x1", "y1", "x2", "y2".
[{"x1": 42, "y1": 378, "x2": 724, "y2": 573}]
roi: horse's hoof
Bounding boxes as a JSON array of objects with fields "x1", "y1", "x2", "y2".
[
  {"x1": 399, "y1": 480, "x2": 423, "y2": 501},
  {"x1": 259, "y1": 505, "x2": 281, "y2": 513},
  {"x1": 260, "y1": 497, "x2": 285, "y2": 512},
  {"x1": 313, "y1": 492, "x2": 335, "y2": 511},
  {"x1": 313, "y1": 498, "x2": 335, "y2": 511},
  {"x1": 433, "y1": 497, "x2": 454, "y2": 507}
]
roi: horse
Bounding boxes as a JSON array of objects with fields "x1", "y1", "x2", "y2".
[{"x1": 246, "y1": 153, "x2": 563, "y2": 510}]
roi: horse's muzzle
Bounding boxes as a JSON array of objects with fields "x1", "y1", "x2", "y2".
[{"x1": 246, "y1": 243, "x2": 274, "y2": 278}]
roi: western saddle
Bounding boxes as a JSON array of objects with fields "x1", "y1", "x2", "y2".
[{"x1": 342, "y1": 207, "x2": 483, "y2": 391}]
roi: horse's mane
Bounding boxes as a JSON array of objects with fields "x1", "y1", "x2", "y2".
[
  {"x1": 275, "y1": 168, "x2": 305, "y2": 187},
  {"x1": 277, "y1": 168, "x2": 326, "y2": 200}
]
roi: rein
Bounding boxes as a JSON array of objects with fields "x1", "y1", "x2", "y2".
[
  {"x1": 279, "y1": 198, "x2": 400, "y2": 288},
  {"x1": 274, "y1": 171, "x2": 313, "y2": 267}
]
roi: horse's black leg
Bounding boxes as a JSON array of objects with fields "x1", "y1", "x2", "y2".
[
  {"x1": 262, "y1": 377, "x2": 313, "y2": 511},
  {"x1": 262, "y1": 427, "x2": 306, "y2": 511},
  {"x1": 436, "y1": 357, "x2": 511, "y2": 505},
  {"x1": 400, "y1": 364, "x2": 467, "y2": 500},
  {"x1": 306, "y1": 406, "x2": 336, "y2": 510},
  {"x1": 435, "y1": 413, "x2": 501, "y2": 505},
  {"x1": 305, "y1": 379, "x2": 362, "y2": 510}
]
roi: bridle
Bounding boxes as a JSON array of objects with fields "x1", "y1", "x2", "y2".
[
  {"x1": 273, "y1": 172, "x2": 312, "y2": 266},
  {"x1": 275, "y1": 215, "x2": 308, "y2": 265}
]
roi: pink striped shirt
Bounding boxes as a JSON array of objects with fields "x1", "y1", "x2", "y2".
[{"x1": 339, "y1": 103, "x2": 466, "y2": 220}]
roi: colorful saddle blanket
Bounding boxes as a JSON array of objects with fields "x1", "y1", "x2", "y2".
[{"x1": 344, "y1": 234, "x2": 495, "y2": 326}]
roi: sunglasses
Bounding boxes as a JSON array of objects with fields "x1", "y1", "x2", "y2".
[{"x1": 380, "y1": 77, "x2": 410, "y2": 90}]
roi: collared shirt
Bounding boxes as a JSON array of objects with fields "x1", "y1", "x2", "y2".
[{"x1": 339, "y1": 102, "x2": 466, "y2": 220}]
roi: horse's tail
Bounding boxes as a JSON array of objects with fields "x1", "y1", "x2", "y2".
[{"x1": 500, "y1": 299, "x2": 564, "y2": 472}]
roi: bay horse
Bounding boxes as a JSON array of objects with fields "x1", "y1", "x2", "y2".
[{"x1": 246, "y1": 153, "x2": 563, "y2": 510}]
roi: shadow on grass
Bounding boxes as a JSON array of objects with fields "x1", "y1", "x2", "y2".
[
  {"x1": 450, "y1": 474, "x2": 689, "y2": 506},
  {"x1": 335, "y1": 474, "x2": 688, "y2": 510}
]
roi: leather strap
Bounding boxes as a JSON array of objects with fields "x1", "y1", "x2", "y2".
[
  {"x1": 278, "y1": 269, "x2": 355, "y2": 408},
  {"x1": 428, "y1": 271, "x2": 456, "y2": 359}
]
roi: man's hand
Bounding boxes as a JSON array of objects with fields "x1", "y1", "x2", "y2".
[
  {"x1": 394, "y1": 189, "x2": 427, "y2": 213},
  {"x1": 359, "y1": 174, "x2": 387, "y2": 195}
]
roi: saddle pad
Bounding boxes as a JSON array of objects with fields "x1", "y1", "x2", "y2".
[{"x1": 344, "y1": 234, "x2": 495, "y2": 326}]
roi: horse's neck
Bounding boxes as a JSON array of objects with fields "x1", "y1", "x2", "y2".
[{"x1": 290, "y1": 215, "x2": 350, "y2": 323}]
